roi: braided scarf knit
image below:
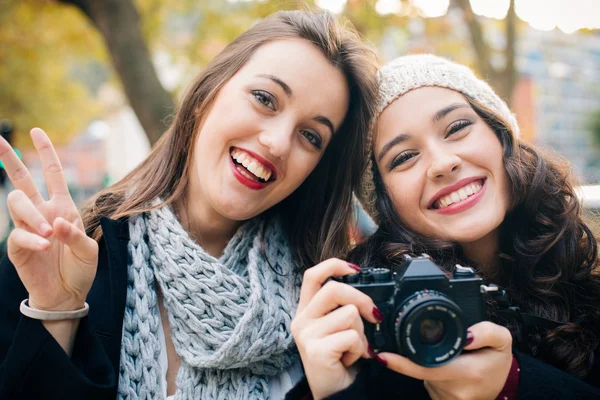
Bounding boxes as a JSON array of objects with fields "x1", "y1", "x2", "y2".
[{"x1": 117, "y1": 204, "x2": 301, "y2": 399}]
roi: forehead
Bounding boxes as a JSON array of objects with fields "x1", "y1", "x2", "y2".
[
  {"x1": 230, "y1": 38, "x2": 350, "y2": 124},
  {"x1": 239, "y1": 39, "x2": 332, "y2": 77},
  {"x1": 376, "y1": 87, "x2": 468, "y2": 141}
]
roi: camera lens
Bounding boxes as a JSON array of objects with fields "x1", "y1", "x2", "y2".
[
  {"x1": 394, "y1": 290, "x2": 466, "y2": 367},
  {"x1": 419, "y1": 319, "x2": 445, "y2": 345}
]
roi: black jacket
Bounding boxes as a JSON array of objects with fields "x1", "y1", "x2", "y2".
[
  {"x1": 3, "y1": 217, "x2": 600, "y2": 400},
  {"x1": 0, "y1": 217, "x2": 128, "y2": 399},
  {"x1": 321, "y1": 349, "x2": 600, "y2": 400},
  {"x1": 286, "y1": 349, "x2": 600, "y2": 400}
]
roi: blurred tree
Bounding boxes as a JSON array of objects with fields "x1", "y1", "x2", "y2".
[
  {"x1": 57, "y1": 0, "x2": 174, "y2": 146},
  {"x1": 454, "y1": 0, "x2": 517, "y2": 102}
]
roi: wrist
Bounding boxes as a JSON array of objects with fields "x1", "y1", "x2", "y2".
[
  {"x1": 496, "y1": 354, "x2": 520, "y2": 400},
  {"x1": 28, "y1": 298, "x2": 86, "y2": 312},
  {"x1": 41, "y1": 318, "x2": 81, "y2": 357}
]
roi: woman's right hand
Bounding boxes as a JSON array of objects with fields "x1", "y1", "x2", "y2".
[
  {"x1": 1, "y1": 128, "x2": 98, "y2": 312},
  {"x1": 291, "y1": 259, "x2": 383, "y2": 400}
]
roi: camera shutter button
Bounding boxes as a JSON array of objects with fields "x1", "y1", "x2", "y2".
[{"x1": 453, "y1": 264, "x2": 475, "y2": 278}]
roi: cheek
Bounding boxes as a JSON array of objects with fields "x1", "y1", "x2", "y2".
[{"x1": 385, "y1": 176, "x2": 417, "y2": 214}]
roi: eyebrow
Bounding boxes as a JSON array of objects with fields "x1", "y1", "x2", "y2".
[
  {"x1": 377, "y1": 103, "x2": 470, "y2": 163},
  {"x1": 432, "y1": 103, "x2": 469, "y2": 123},
  {"x1": 257, "y1": 74, "x2": 293, "y2": 97},
  {"x1": 313, "y1": 115, "x2": 335, "y2": 138},
  {"x1": 377, "y1": 133, "x2": 411, "y2": 163},
  {"x1": 256, "y1": 73, "x2": 336, "y2": 137}
]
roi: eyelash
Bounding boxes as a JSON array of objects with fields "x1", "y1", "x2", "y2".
[
  {"x1": 252, "y1": 90, "x2": 276, "y2": 111},
  {"x1": 446, "y1": 120, "x2": 472, "y2": 137},
  {"x1": 389, "y1": 120, "x2": 472, "y2": 169},
  {"x1": 302, "y1": 130, "x2": 322, "y2": 149},
  {"x1": 390, "y1": 151, "x2": 417, "y2": 170},
  {"x1": 252, "y1": 90, "x2": 322, "y2": 149}
]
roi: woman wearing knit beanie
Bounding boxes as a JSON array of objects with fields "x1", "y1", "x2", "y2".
[
  {"x1": 0, "y1": 11, "x2": 381, "y2": 400},
  {"x1": 292, "y1": 54, "x2": 600, "y2": 399}
]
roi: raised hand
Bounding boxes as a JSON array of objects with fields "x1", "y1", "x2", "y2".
[
  {"x1": 1, "y1": 128, "x2": 98, "y2": 313},
  {"x1": 291, "y1": 259, "x2": 382, "y2": 400}
]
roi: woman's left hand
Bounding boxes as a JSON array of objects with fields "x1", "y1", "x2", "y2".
[{"x1": 380, "y1": 321, "x2": 513, "y2": 400}]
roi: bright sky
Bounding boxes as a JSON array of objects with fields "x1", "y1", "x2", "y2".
[{"x1": 315, "y1": 0, "x2": 600, "y2": 33}]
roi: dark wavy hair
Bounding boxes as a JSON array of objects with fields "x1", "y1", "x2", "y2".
[{"x1": 351, "y1": 95, "x2": 600, "y2": 378}]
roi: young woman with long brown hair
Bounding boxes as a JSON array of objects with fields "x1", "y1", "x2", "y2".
[
  {"x1": 0, "y1": 11, "x2": 380, "y2": 399},
  {"x1": 292, "y1": 54, "x2": 600, "y2": 399}
]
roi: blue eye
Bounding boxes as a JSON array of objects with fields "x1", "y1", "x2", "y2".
[
  {"x1": 252, "y1": 90, "x2": 276, "y2": 111},
  {"x1": 390, "y1": 151, "x2": 417, "y2": 170},
  {"x1": 446, "y1": 120, "x2": 472, "y2": 137},
  {"x1": 302, "y1": 130, "x2": 322, "y2": 149}
]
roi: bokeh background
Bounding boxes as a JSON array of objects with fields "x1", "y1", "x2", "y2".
[{"x1": 1, "y1": 0, "x2": 599, "y2": 243}]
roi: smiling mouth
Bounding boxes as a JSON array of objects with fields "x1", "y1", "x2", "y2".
[
  {"x1": 431, "y1": 179, "x2": 486, "y2": 209},
  {"x1": 230, "y1": 147, "x2": 275, "y2": 184}
]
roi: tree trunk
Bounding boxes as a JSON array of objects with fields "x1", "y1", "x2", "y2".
[
  {"x1": 59, "y1": 0, "x2": 174, "y2": 146},
  {"x1": 455, "y1": 0, "x2": 517, "y2": 103}
]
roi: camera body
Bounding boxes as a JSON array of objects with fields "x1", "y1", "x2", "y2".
[{"x1": 333, "y1": 255, "x2": 487, "y2": 367}]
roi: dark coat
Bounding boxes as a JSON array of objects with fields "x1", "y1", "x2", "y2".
[
  {"x1": 286, "y1": 349, "x2": 600, "y2": 400},
  {"x1": 0, "y1": 217, "x2": 128, "y2": 399},
  {"x1": 285, "y1": 328, "x2": 600, "y2": 399}
]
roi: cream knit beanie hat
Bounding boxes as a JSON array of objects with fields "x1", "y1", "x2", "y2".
[{"x1": 356, "y1": 54, "x2": 519, "y2": 224}]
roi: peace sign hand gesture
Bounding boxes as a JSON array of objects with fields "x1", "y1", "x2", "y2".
[{"x1": 1, "y1": 128, "x2": 98, "y2": 313}]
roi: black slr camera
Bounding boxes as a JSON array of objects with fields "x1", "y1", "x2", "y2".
[{"x1": 333, "y1": 255, "x2": 492, "y2": 367}]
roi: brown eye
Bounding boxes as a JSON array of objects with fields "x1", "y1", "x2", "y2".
[
  {"x1": 301, "y1": 130, "x2": 322, "y2": 149},
  {"x1": 252, "y1": 90, "x2": 276, "y2": 111}
]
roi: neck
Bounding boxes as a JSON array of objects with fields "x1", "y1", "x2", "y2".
[
  {"x1": 174, "y1": 195, "x2": 242, "y2": 258},
  {"x1": 460, "y1": 228, "x2": 501, "y2": 277}
]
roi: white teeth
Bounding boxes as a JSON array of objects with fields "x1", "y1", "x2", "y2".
[
  {"x1": 435, "y1": 180, "x2": 484, "y2": 209},
  {"x1": 230, "y1": 148, "x2": 273, "y2": 181}
]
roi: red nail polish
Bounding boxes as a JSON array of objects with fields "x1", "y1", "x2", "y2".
[
  {"x1": 466, "y1": 330, "x2": 474, "y2": 346},
  {"x1": 373, "y1": 307, "x2": 384, "y2": 322},
  {"x1": 368, "y1": 345, "x2": 388, "y2": 366},
  {"x1": 347, "y1": 262, "x2": 361, "y2": 272}
]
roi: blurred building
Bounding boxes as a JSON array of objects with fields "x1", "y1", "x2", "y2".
[
  {"x1": 517, "y1": 28, "x2": 600, "y2": 183},
  {"x1": 383, "y1": 11, "x2": 600, "y2": 184}
]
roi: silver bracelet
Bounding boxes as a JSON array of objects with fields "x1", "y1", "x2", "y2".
[{"x1": 20, "y1": 299, "x2": 89, "y2": 321}]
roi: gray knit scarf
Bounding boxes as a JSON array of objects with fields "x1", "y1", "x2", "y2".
[{"x1": 117, "y1": 204, "x2": 301, "y2": 399}]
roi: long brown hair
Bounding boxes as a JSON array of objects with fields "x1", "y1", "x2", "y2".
[
  {"x1": 82, "y1": 10, "x2": 378, "y2": 269},
  {"x1": 352, "y1": 95, "x2": 600, "y2": 378}
]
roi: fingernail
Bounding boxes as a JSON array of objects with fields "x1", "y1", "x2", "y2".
[
  {"x1": 466, "y1": 330, "x2": 474, "y2": 346},
  {"x1": 368, "y1": 345, "x2": 388, "y2": 366},
  {"x1": 347, "y1": 262, "x2": 361, "y2": 272},
  {"x1": 373, "y1": 307, "x2": 384, "y2": 322},
  {"x1": 39, "y1": 222, "x2": 52, "y2": 236}
]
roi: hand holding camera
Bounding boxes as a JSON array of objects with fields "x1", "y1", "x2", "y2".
[
  {"x1": 331, "y1": 255, "x2": 513, "y2": 400},
  {"x1": 291, "y1": 258, "x2": 382, "y2": 400}
]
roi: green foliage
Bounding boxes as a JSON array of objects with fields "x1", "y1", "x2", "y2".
[
  {"x1": 0, "y1": 0, "x2": 105, "y2": 147},
  {"x1": 590, "y1": 109, "x2": 600, "y2": 149}
]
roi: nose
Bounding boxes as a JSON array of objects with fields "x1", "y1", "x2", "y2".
[
  {"x1": 257, "y1": 123, "x2": 293, "y2": 160},
  {"x1": 426, "y1": 144, "x2": 462, "y2": 180}
]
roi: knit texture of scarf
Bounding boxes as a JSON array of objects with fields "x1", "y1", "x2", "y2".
[{"x1": 117, "y1": 205, "x2": 301, "y2": 399}]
